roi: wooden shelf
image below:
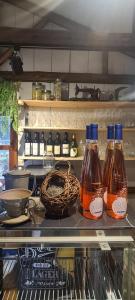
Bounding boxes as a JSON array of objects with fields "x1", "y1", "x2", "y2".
[
  {"x1": 19, "y1": 126, "x2": 85, "y2": 131},
  {"x1": 18, "y1": 156, "x2": 83, "y2": 161},
  {"x1": 18, "y1": 100, "x2": 135, "y2": 109},
  {"x1": 18, "y1": 155, "x2": 135, "y2": 161},
  {"x1": 19, "y1": 126, "x2": 135, "y2": 132},
  {"x1": 124, "y1": 157, "x2": 135, "y2": 160}
]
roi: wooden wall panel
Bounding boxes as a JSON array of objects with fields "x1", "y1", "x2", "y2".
[
  {"x1": 20, "y1": 82, "x2": 32, "y2": 99},
  {"x1": 52, "y1": 50, "x2": 70, "y2": 72},
  {"x1": 70, "y1": 50, "x2": 89, "y2": 73},
  {"x1": 109, "y1": 52, "x2": 135, "y2": 74},
  {"x1": 88, "y1": 51, "x2": 102, "y2": 73},
  {"x1": 34, "y1": 49, "x2": 51, "y2": 72},
  {"x1": 21, "y1": 49, "x2": 34, "y2": 71}
]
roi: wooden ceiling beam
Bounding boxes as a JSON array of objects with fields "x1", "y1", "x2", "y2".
[
  {"x1": 0, "y1": 71, "x2": 134, "y2": 84},
  {"x1": 34, "y1": 12, "x2": 91, "y2": 33},
  {"x1": 35, "y1": 11, "x2": 91, "y2": 33},
  {"x1": 0, "y1": 0, "x2": 48, "y2": 66},
  {"x1": 0, "y1": 27, "x2": 135, "y2": 50},
  {"x1": 2, "y1": 0, "x2": 91, "y2": 33},
  {"x1": 1, "y1": 0, "x2": 45, "y2": 16},
  {"x1": 0, "y1": 48, "x2": 12, "y2": 65}
]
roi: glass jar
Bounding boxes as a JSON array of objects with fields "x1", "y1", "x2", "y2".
[
  {"x1": 32, "y1": 82, "x2": 42, "y2": 100},
  {"x1": 41, "y1": 84, "x2": 45, "y2": 100},
  {"x1": 78, "y1": 139, "x2": 85, "y2": 156},
  {"x1": 54, "y1": 78, "x2": 61, "y2": 100},
  {"x1": 46, "y1": 90, "x2": 51, "y2": 100}
]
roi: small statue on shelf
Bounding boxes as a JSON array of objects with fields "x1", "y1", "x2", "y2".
[{"x1": 75, "y1": 84, "x2": 101, "y2": 100}]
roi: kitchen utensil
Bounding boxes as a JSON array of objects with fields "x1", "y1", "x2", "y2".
[
  {"x1": 3, "y1": 169, "x2": 31, "y2": 190},
  {"x1": 0, "y1": 189, "x2": 32, "y2": 218}
]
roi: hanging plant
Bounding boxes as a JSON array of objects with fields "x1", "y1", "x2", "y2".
[{"x1": 0, "y1": 79, "x2": 19, "y2": 132}]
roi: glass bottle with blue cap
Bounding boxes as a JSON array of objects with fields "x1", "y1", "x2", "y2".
[
  {"x1": 106, "y1": 124, "x2": 127, "y2": 219},
  {"x1": 80, "y1": 124, "x2": 103, "y2": 220}
]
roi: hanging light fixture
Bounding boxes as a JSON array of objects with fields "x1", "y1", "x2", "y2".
[{"x1": 9, "y1": 47, "x2": 23, "y2": 75}]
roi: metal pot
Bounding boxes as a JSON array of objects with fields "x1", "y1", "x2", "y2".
[
  {"x1": 0, "y1": 189, "x2": 32, "y2": 218},
  {"x1": 3, "y1": 170, "x2": 31, "y2": 190}
]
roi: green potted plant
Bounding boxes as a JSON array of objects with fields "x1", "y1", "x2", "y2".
[{"x1": 0, "y1": 79, "x2": 18, "y2": 133}]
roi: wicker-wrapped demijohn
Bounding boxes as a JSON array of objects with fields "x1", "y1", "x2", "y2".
[{"x1": 40, "y1": 162, "x2": 80, "y2": 218}]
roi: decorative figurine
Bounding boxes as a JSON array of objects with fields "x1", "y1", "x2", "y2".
[{"x1": 75, "y1": 84, "x2": 101, "y2": 100}]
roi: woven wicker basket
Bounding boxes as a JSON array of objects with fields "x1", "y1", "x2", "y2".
[{"x1": 40, "y1": 162, "x2": 80, "y2": 218}]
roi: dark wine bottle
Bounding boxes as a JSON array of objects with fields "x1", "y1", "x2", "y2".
[
  {"x1": 39, "y1": 131, "x2": 45, "y2": 156},
  {"x1": 54, "y1": 132, "x2": 61, "y2": 157},
  {"x1": 106, "y1": 124, "x2": 127, "y2": 219},
  {"x1": 24, "y1": 131, "x2": 31, "y2": 156},
  {"x1": 61, "y1": 132, "x2": 70, "y2": 157},
  {"x1": 46, "y1": 132, "x2": 54, "y2": 155},
  {"x1": 32, "y1": 132, "x2": 39, "y2": 156},
  {"x1": 70, "y1": 133, "x2": 78, "y2": 157},
  {"x1": 80, "y1": 124, "x2": 103, "y2": 220}
]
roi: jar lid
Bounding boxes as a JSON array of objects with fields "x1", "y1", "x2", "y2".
[{"x1": 4, "y1": 170, "x2": 31, "y2": 176}]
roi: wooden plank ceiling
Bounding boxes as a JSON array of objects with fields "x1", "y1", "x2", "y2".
[
  {"x1": 0, "y1": 0, "x2": 135, "y2": 51},
  {"x1": 0, "y1": 0, "x2": 135, "y2": 83}
]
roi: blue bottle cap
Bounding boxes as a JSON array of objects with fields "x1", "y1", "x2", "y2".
[
  {"x1": 86, "y1": 125, "x2": 91, "y2": 140},
  {"x1": 115, "y1": 124, "x2": 123, "y2": 140},
  {"x1": 107, "y1": 124, "x2": 114, "y2": 140},
  {"x1": 90, "y1": 124, "x2": 98, "y2": 140}
]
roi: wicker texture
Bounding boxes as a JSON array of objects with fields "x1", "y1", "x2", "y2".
[{"x1": 40, "y1": 167, "x2": 80, "y2": 218}]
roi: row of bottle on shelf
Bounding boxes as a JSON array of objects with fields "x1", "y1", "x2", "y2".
[
  {"x1": 80, "y1": 123, "x2": 127, "y2": 221},
  {"x1": 24, "y1": 131, "x2": 78, "y2": 157}
]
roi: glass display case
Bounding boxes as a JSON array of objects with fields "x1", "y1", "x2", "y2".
[{"x1": 0, "y1": 200, "x2": 135, "y2": 300}]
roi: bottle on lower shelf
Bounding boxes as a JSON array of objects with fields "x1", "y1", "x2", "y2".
[
  {"x1": 54, "y1": 132, "x2": 61, "y2": 157},
  {"x1": 105, "y1": 124, "x2": 128, "y2": 219},
  {"x1": 46, "y1": 132, "x2": 54, "y2": 155},
  {"x1": 24, "y1": 131, "x2": 31, "y2": 156},
  {"x1": 39, "y1": 131, "x2": 45, "y2": 156},
  {"x1": 70, "y1": 133, "x2": 78, "y2": 157},
  {"x1": 80, "y1": 124, "x2": 103, "y2": 220},
  {"x1": 61, "y1": 132, "x2": 70, "y2": 157},
  {"x1": 32, "y1": 132, "x2": 39, "y2": 156}
]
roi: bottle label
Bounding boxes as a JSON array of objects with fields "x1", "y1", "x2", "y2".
[
  {"x1": 25, "y1": 143, "x2": 30, "y2": 156},
  {"x1": 62, "y1": 144, "x2": 69, "y2": 155},
  {"x1": 46, "y1": 145, "x2": 53, "y2": 154},
  {"x1": 70, "y1": 147, "x2": 77, "y2": 157},
  {"x1": 39, "y1": 143, "x2": 44, "y2": 156},
  {"x1": 112, "y1": 196, "x2": 127, "y2": 216},
  {"x1": 33, "y1": 143, "x2": 38, "y2": 156},
  {"x1": 89, "y1": 196, "x2": 103, "y2": 218},
  {"x1": 54, "y1": 145, "x2": 60, "y2": 155},
  {"x1": 108, "y1": 141, "x2": 114, "y2": 150}
]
